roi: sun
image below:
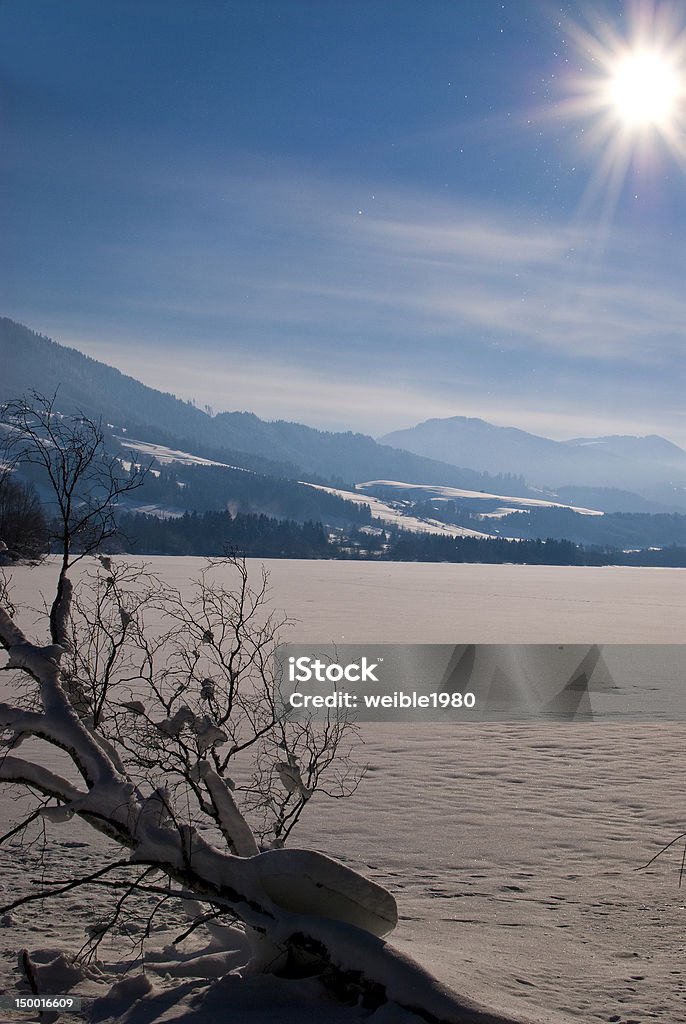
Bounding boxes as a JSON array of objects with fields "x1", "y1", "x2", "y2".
[
  {"x1": 554, "y1": 5, "x2": 686, "y2": 220},
  {"x1": 606, "y1": 49, "x2": 681, "y2": 127}
]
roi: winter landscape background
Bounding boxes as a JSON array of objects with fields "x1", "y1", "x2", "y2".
[{"x1": 3, "y1": 1, "x2": 686, "y2": 1021}]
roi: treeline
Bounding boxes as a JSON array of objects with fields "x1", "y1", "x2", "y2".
[
  {"x1": 621, "y1": 545, "x2": 686, "y2": 567},
  {"x1": 123, "y1": 462, "x2": 372, "y2": 526},
  {"x1": 116, "y1": 511, "x2": 331, "y2": 558},
  {"x1": 112, "y1": 510, "x2": 686, "y2": 567},
  {"x1": 496, "y1": 507, "x2": 686, "y2": 548},
  {"x1": 386, "y1": 532, "x2": 594, "y2": 565},
  {"x1": 384, "y1": 530, "x2": 686, "y2": 566},
  {"x1": 0, "y1": 475, "x2": 48, "y2": 561},
  {"x1": 405, "y1": 499, "x2": 686, "y2": 549}
]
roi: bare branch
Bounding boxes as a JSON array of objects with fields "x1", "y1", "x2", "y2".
[
  {"x1": 173, "y1": 907, "x2": 231, "y2": 945},
  {"x1": 0, "y1": 807, "x2": 44, "y2": 845},
  {"x1": 637, "y1": 832, "x2": 686, "y2": 875},
  {"x1": 0, "y1": 859, "x2": 133, "y2": 915},
  {"x1": 0, "y1": 391, "x2": 149, "y2": 643}
]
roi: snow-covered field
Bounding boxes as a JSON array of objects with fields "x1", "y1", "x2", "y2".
[
  {"x1": 303, "y1": 483, "x2": 493, "y2": 538},
  {"x1": 114, "y1": 437, "x2": 250, "y2": 473},
  {"x1": 1, "y1": 558, "x2": 685, "y2": 1023},
  {"x1": 357, "y1": 481, "x2": 604, "y2": 517}
]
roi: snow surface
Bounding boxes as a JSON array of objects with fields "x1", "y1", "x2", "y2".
[
  {"x1": 303, "y1": 483, "x2": 494, "y2": 538},
  {"x1": 357, "y1": 481, "x2": 604, "y2": 517},
  {"x1": 114, "y1": 437, "x2": 250, "y2": 473},
  {"x1": 122, "y1": 503, "x2": 186, "y2": 520},
  {"x1": 1, "y1": 558, "x2": 685, "y2": 1023}
]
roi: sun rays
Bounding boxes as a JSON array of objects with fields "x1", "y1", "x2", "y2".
[{"x1": 557, "y1": 3, "x2": 686, "y2": 225}]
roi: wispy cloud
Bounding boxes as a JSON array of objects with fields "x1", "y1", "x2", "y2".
[
  {"x1": 328, "y1": 198, "x2": 685, "y2": 362},
  {"x1": 117, "y1": 164, "x2": 686, "y2": 366},
  {"x1": 7, "y1": 157, "x2": 685, "y2": 442},
  {"x1": 45, "y1": 327, "x2": 678, "y2": 444}
]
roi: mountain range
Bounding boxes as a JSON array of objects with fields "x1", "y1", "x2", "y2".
[
  {"x1": 3, "y1": 316, "x2": 686, "y2": 512},
  {"x1": 0, "y1": 318, "x2": 527, "y2": 495},
  {"x1": 380, "y1": 417, "x2": 686, "y2": 508}
]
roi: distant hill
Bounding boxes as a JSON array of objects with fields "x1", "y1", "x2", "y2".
[
  {"x1": 0, "y1": 317, "x2": 214, "y2": 447},
  {"x1": 205, "y1": 411, "x2": 529, "y2": 491},
  {"x1": 0, "y1": 317, "x2": 530, "y2": 493},
  {"x1": 563, "y1": 434, "x2": 686, "y2": 462},
  {"x1": 553, "y1": 485, "x2": 676, "y2": 515},
  {"x1": 380, "y1": 415, "x2": 686, "y2": 504}
]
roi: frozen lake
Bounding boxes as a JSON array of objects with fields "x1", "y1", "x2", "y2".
[
  {"x1": 2, "y1": 557, "x2": 685, "y2": 1022},
  {"x1": 6, "y1": 556, "x2": 686, "y2": 644}
]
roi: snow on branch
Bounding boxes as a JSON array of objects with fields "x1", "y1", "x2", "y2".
[
  {"x1": 0, "y1": 755, "x2": 84, "y2": 804},
  {"x1": 193, "y1": 760, "x2": 260, "y2": 857}
]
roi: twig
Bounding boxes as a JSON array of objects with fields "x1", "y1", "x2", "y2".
[
  {"x1": 0, "y1": 807, "x2": 43, "y2": 845},
  {"x1": 636, "y1": 831, "x2": 686, "y2": 872},
  {"x1": 0, "y1": 859, "x2": 132, "y2": 914},
  {"x1": 173, "y1": 907, "x2": 231, "y2": 945},
  {"x1": 77, "y1": 866, "x2": 155, "y2": 962}
]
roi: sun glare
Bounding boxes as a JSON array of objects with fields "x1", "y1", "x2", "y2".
[
  {"x1": 557, "y1": 5, "x2": 686, "y2": 222},
  {"x1": 607, "y1": 50, "x2": 680, "y2": 127}
]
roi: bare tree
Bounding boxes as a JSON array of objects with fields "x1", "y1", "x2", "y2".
[
  {"x1": 61, "y1": 554, "x2": 363, "y2": 853},
  {"x1": 0, "y1": 390, "x2": 147, "y2": 645},
  {"x1": 0, "y1": 392, "x2": 520, "y2": 1023}
]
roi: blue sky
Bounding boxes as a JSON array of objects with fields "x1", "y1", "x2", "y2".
[{"x1": 2, "y1": 1, "x2": 686, "y2": 444}]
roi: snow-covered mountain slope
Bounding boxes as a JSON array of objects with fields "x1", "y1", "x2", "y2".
[
  {"x1": 303, "y1": 482, "x2": 494, "y2": 538},
  {"x1": 357, "y1": 479, "x2": 604, "y2": 517},
  {"x1": 115, "y1": 436, "x2": 252, "y2": 472}
]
